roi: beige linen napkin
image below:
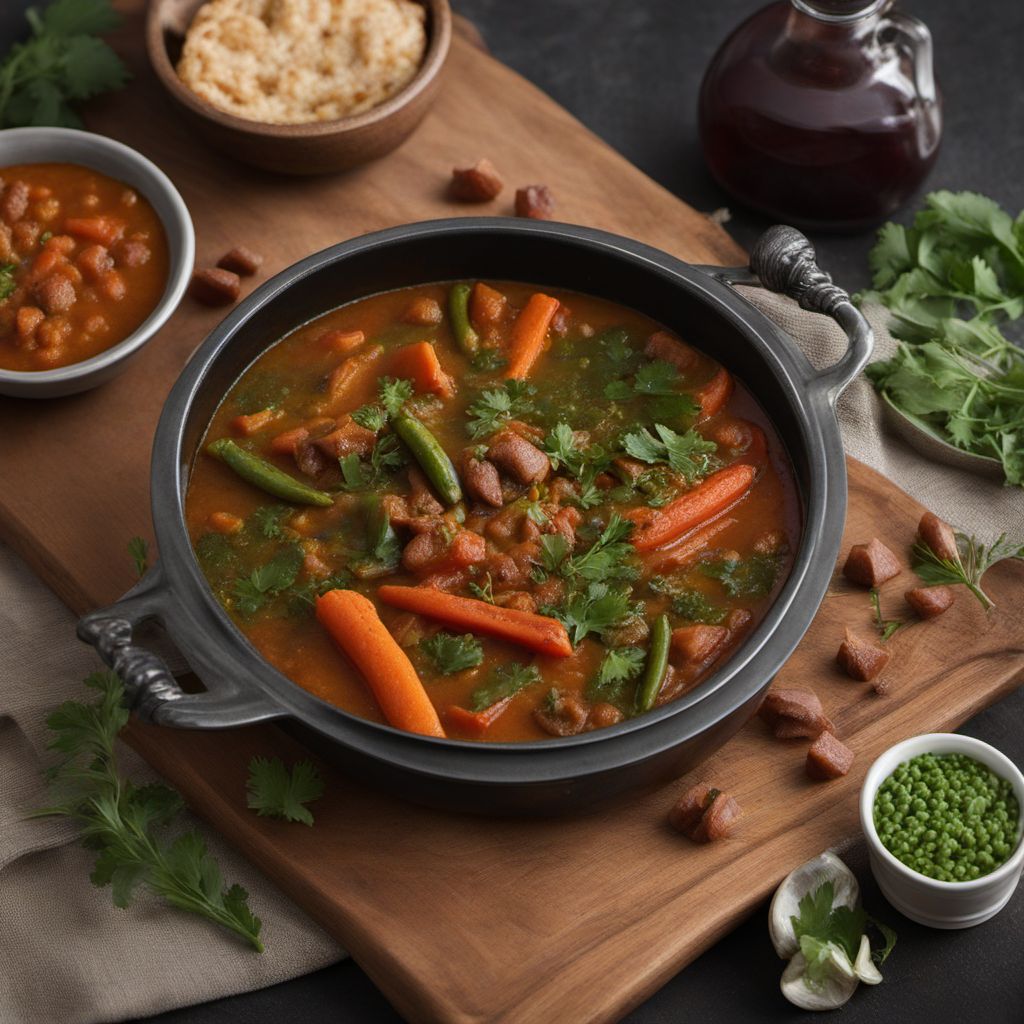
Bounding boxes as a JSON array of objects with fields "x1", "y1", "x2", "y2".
[{"x1": 0, "y1": 294, "x2": 1020, "y2": 1024}]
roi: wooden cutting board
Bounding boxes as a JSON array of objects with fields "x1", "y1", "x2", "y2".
[{"x1": 1, "y1": 4, "x2": 1022, "y2": 1023}]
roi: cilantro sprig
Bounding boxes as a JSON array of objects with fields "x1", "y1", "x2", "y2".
[
  {"x1": 468, "y1": 662, "x2": 541, "y2": 711},
  {"x1": 466, "y1": 380, "x2": 537, "y2": 439},
  {"x1": 246, "y1": 756, "x2": 324, "y2": 826},
  {"x1": 420, "y1": 632, "x2": 484, "y2": 675},
  {"x1": 0, "y1": 0, "x2": 129, "y2": 130},
  {"x1": 912, "y1": 529, "x2": 1023, "y2": 610},
  {"x1": 35, "y1": 671, "x2": 263, "y2": 950},
  {"x1": 586, "y1": 646, "x2": 645, "y2": 707},
  {"x1": 0, "y1": 263, "x2": 17, "y2": 302},
  {"x1": 621, "y1": 423, "x2": 717, "y2": 483}
]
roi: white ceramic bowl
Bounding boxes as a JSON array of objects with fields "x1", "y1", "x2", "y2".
[
  {"x1": 0, "y1": 127, "x2": 194, "y2": 398},
  {"x1": 860, "y1": 733, "x2": 1024, "y2": 929}
]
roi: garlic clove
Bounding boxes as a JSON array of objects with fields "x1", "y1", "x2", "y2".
[
  {"x1": 768, "y1": 851, "x2": 860, "y2": 958},
  {"x1": 853, "y1": 933, "x2": 883, "y2": 985},
  {"x1": 780, "y1": 950, "x2": 859, "y2": 1011}
]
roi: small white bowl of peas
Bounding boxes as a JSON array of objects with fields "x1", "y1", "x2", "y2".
[{"x1": 860, "y1": 733, "x2": 1024, "y2": 929}]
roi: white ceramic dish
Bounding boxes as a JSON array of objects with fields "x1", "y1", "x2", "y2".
[
  {"x1": 860, "y1": 733, "x2": 1024, "y2": 929},
  {"x1": 0, "y1": 127, "x2": 194, "y2": 398}
]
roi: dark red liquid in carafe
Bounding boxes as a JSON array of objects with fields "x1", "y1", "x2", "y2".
[{"x1": 699, "y1": 2, "x2": 941, "y2": 229}]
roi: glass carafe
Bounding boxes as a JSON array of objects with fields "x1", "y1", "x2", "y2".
[{"x1": 698, "y1": 0, "x2": 942, "y2": 229}]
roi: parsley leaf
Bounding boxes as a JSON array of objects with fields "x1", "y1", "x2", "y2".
[
  {"x1": 633, "y1": 360, "x2": 682, "y2": 395},
  {"x1": 471, "y1": 348, "x2": 508, "y2": 372},
  {"x1": 246, "y1": 756, "x2": 324, "y2": 826},
  {"x1": 251, "y1": 505, "x2": 289, "y2": 540},
  {"x1": 351, "y1": 403, "x2": 389, "y2": 432},
  {"x1": 0, "y1": 0, "x2": 129, "y2": 130},
  {"x1": 36, "y1": 671, "x2": 263, "y2": 950},
  {"x1": 467, "y1": 572, "x2": 495, "y2": 603},
  {"x1": 545, "y1": 581, "x2": 635, "y2": 646},
  {"x1": 621, "y1": 423, "x2": 717, "y2": 483},
  {"x1": 649, "y1": 577, "x2": 727, "y2": 623},
  {"x1": 232, "y1": 545, "x2": 303, "y2": 615},
  {"x1": 466, "y1": 380, "x2": 537, "y2": 438},
  {"x1": 702, "y1": 553, "x2": 781, "y2": 598},
  {"x1": 378, "y1": 377, "x2": 414, "y2": 418},
  {"x1": 468, "y1": 662, "x2": 541, "y2": 711},
  {"x1": 338, "y1": 434, "x2": 406, "y2": 492},
  {"x1": 587, "y1": 646, "x2": 645, "y2": 706},
  {"x1": 0, "y1": 263, "x2": 16, "y2": 302},
  {"x1": 420, "y1": 632, "x2": 484, "y2": 675},
  {"x1": 791, "y1": 880, "x2": 866, "y2": 967},
  {"x1": 127, "y1": 536, "x2": 148, "y2": 577}
]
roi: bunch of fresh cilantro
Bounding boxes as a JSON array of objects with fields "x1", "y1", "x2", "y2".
[
  {"x1": 0, "y1": 0, "x2": 128, "y2": 129},
  {"x1": 859, "y1": 191, "x2": 1024, "y2": 486}
]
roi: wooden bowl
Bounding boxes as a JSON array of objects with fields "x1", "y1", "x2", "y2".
[{"x1": 145, "y1": 0, "x2": 452, "y2": 175}]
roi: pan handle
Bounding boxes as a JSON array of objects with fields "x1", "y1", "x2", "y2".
[
  {"x1": 77, "y1": 566, "x2": 285, "y2": 728},
  {"x1": 709, "y1": 225, "x2": 874, "y2": 403}
]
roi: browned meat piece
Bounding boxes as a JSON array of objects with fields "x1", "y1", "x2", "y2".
[
  {"x1": 602, "y1": 617, "x2": 650, "y2": 647},
  {"x1": 217, "y1": 245, "x2": 263, "y2": 276},
  {"x1": 407, "y1": 465, "x2": 444, "y2": 516},
  {"x1": 116, "y1": 239, "x2": 151, "y2": 268},
  {"x1": 842, "y1": 537, "x2": 902, "y2": 587},
  {"x1": 806, "y1": 731, "x2": 855, "y2": 781},
  {"x1": 671, "y1": 624, "x2": 729, "y2": 665},
  {"x1": 484, "y1": 503, "x2": 525, "y2": 542},
  {"x1": 533, "y1": 691, "x2": 588, "y2": 736},
  {"x1": 495, "y1": 591, "x2": 537, "y2": 613},
  {"x1": 752, "y1": 529, "x2": 786, "y2": 555},
  {"x1": 313, "y1": 418, "x2": 378, "y2": 458},
  {"x1": 1, "y1": 180, "x2": 29, "y2": 225},
  {"x1": 836, "y1": 628, "x2": 890, "y2": 681},
  {"x1": 462, "y1": 450, "x2": 503, "y2": 507},
  {"x1": 484, "y1": 551, "x2": 526, "y2": 585},
  {"x1": 449, "y1": 158, "x2": 504, "y2": 202},
  {"x1": 587, "y1": 703, "x2": 625, "y2": 730},
  {"x1": 905, "y1": 585, "x2": 955, "y2": 619},
  {"x1": 189, "y1": 267, "x2": 241, "y2": 306},
  {"x1": 532, "y1": 574, "x2": 565, "y2": 607},
  {"x1": 520, "y1": 515, "x2": 542, "y2": 542},
  {"x1": 401, "y1": 295, "x2": 443, "y2": 325},
  {"x1": 487, "y1": 431, "x2": 550, "y2": 484},
  {"x1": 547, "y1": 505, "x2": 581, "y2": 545},
  {"x1": 402, "y1": 529, "x2": 486, "y2": 575},
  {"x1": 726, "y1": 608, "x2": 753, "y2": 634},
  {"x1": 759, "y1": 687, "x2": 833, "y2": 740},
  {"x1": 644, "y1": 330, "x2": 698, "y2": 372},
  {"x1": 550, "y1": 303, "x2": 572, "y2": 336},
  {"x1": 667, "y1": 783, "x2": 741, "y2": 842},
  {"x1": 918, "y1": 511, "x2": 959, "y2": 562},
  {"x1": 514, "y1": 184, "x2": 556, "y2": 220},
  {"x1": 34, "y1": 274, "x2": 76, "y2": 314},
  {"x1": 78, "y1": 244, "x2": 114, "y2": 281},
  {"x1": 294, "y1": 439, "x2": 327, "y2": 478},
  {"x1": 612, "y1": 456, "x2": 647, "y2": 483},
  {"x1": 547, "y1": 475, "x2": 580, "y2": 505}
]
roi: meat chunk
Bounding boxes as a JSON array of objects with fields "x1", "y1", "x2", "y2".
[
  {"x1": 905, "y1": 585, "x2": 955, "y2": 619},
  {"x1": 34, "y1": 274, "x2": 76, "y2": 314},
  {"x1": 806, "y1": 731, "x2": 855, "y2": 781},
  {"x1": 462, "y1": 450, "x2": 503, "y2": 507},
  {"x1": 77, "y1": 244, "x2": 114, "y2": 281},
  {"x1": 116, "y1": 239, "x2": 151, "y2": 268},
  {"x1": 495, "y1": 590, "x2": 537, "y2": 613},
  {"x1": 1, "y1": 180, "x2": 29, "y2": 225},
  {"x1": 918, "y1": 511, "x2": 959, "y2": 562},
  {"x1": 294, "y1": 440, "x2": 327, "y2": 478},
  {"x1": 319, "y1": 328, "x2": 365, "y2": 354},
  {"x1": 407, "y1": 466, "x2": 445, "y2": 517},
  {"x1": 402, "y1": 529, "x2": 486, "y2": 575},
  {"x1": 836, "y1": 628, "x2": 890, "y2": 682},
  {"x1": 644, "y1": 330, "x2": 698, "y2": 372},
  {"x1": 758, "y1": 687, "x2": 833, "y2": 740},
  {"x1": 515, "y1": 184, "x2": 556, "y2": 220},
  {"x1": 189, "y1": 267, "x2": 241, "y2": 306},
  {"x1": 586, "y1": 702, "x2": 625, "y2": 730},
  {"x1": 547, "y1": 505, "x2": 581, "y2": 545},
  {"x1": 668, "y1": 783, "x2": 741, "y2": 842},
  {"x1": 842, "y1": 537, "x2": 902, "y2": 588},
  {"x1": 533, "y1": 691, "x2": 588, "y2": 737},
  {"x1": 313, "y1": 418, "x2": 378, "y2": 458},
  {"x1": 671, "y1": 625, "x2": 729, "y2": 665},
  {"x1": 487, "y1": 431, "x2": 550, "y2": 484},
  {"x1": 450, "y1": 158, "x2": 504, "y2": 202},
  {"x1": 401, "y1": 295, "x2": 443, "y2": 325},
  {"x1": 470, "y1": 282, "x2": 507, "y2": 327},
  {"x1": 217, "y1": 245, "x2": 263, "y2": 276}
]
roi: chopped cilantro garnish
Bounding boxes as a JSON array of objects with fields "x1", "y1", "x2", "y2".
[
  {"x1": 466, "y1": 380, "x2": 537, "y2": 439},
  {"x1": 421, "y1": 632, "x2": 485, "y2": 675},
  {"x1": 468, "y1": 662, "x2": 541, "y2": 711},
  {"x1": 702, "y1": 553, "x2": 782, "y2": 598},
  {"x1": 621, "y1": 423, "x2": 717, "y2": 483}
]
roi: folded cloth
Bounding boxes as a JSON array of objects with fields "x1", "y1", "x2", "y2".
[{"x1": 0, "y1": 293, "x2": 1019, "y2": 1024}]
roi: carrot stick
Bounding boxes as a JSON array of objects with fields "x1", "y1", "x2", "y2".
[
  {"x1": 323, "y1": 344, "x2": 384, "y2": 411},
  {"x1": 377, "y1": 585, "x2": 573, "y2": 657},
  {"x1": 652, "y1": 516, "x2": 737, "y2": 572},
  {"x1": 446, "y1": 698, "x2": 512, "y2": 736},
  {"x1": 316, "y1": 589, "x2": 445, "y2": 738},
  {"x1": 269, "y1": 426, "x2": 310, "y2": 455},
  {"x1": 694, "y1": 366, "x2": 734, "y2": 421},
  {"x1": 503, "y1": 293, "x2": 561, "y2": 380},
  {"x1": 231, "y1": 407, "x2": 283, "y2": 436},
  {"x1": 390, "y1": 341, "x2": 455, "y2": 398},
  {"x1": 627, "y1": 463, "x2": 756, "y2": 551},
  {"x1": 63, "y1": 216, "x2": 124, "y2": 246}
]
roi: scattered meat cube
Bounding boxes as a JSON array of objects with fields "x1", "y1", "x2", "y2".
[
  {"x1": 842, "y1": 537, "x2": 902, "y2": 587},
  {"x1": 470, "y1": 282, "x2": 507, "y2": 327},
  {"x1": 319, "y1": 328, "x2": 365, "y2": 354},
  {"x1": 836, "y1": 628, "x2": 890, "y2": 681},
  {"x1": 77, "y1": 244, "x2": 114, "y2": 282},
  {"x1": 190, "y1": 267, "x2": 241, "y2": 306},
  {"x1": 496, "y1": 591, "x2": 538, "y2": 613},
  {"x1": 487, "y1": 431, "x2": 551, "y2": 484},
  {"x1": 668, "y1": 783, "x2": 741, "y2": 842},
  {"x1": 515, "y1": 184, "x2": 556, "y2": 220},
  {"x1": 918, "y1": 511, "x2": 959, "y2": 562},
  {"x1": 758, "y1": 687, "x2": 833, "y2": 740},
  {"x1": 450, "y1": 158, "x2": 504, "y2": 202},
  {"x1": 217, "y1": 246, "x2": 263, "y2": 276},
  {"x1": 671, "y1": 624, "x2": 728, "y2": 664},
  {"x1": 905, "y1": 585, "x2": 955, "y2": 619},
  {"x1": 401, "y1": 295, "x2": 443, "y2": 325},
  {"x1": 806, "y1": 731, "x2": 855, "y2": 781},
  {"x1": 533, "y1": 690, "x2": 588, "y2": 736},
  {"x1": 294, "y1": 439, "x2": 327, "y2": 478},
  {"x1": 313, "y1": 418, "x2": 378, "y2": 458},
  {"x1": 407, "y1": 465, "x2": 445, "y2": 516},
  {"x1": 462, "y1": 450, "x2": 504, "y2": 507}
]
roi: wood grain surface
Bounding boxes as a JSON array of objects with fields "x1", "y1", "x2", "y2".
[{"x1": 1, "y1": 4, "x2": 1021, "y2": 1023}]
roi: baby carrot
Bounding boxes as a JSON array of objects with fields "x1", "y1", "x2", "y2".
[
  {"x1": 694, "y1": 366, "x2": 734, "y2": 421},
  {"x1": 652, "y1": 516, "x2": 738, "y2": 572},
  {"x1": 316, "y1": 589, "x2": 445, "y2": 738},
  {"x1": 627, "y1": 463, "x2": 756, "y2": 551},
  {"x1": 377, "y1": 585, "x2": 573, "y2": 657},
  {"x1": 390, "y1": 341, "x2": 456, "y2": 399},
  {"x1": 446, "y1": 698, "x2": 512, "y2": 736},
  {"x1": 503, "y1": 293, "x2": 560, "y2": 380},
  {"x1": 231, "y1": 407, "x2": 283, "y2": 436}
]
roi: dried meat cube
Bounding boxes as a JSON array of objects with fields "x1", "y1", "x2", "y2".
[
  {"x1": 806, "y1": 731, "x2": 855, "y2": 781},
  {"x1": 450, "y1": 158, "x2": 504, "y2": 202},
  {"x1": 514, "y1": 184, "x2": 556, "y2": 220},
  {"x1": 905, "y1": 585, "x2": 955, "y2": 620},
  {"x1": 842, "y1": 537, "x2": 902, "y2": 588},
  {"x1": 836, "y1": 628, "x2": 890, "y2": 682}
]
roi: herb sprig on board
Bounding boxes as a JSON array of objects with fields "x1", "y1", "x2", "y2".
[
  {"x1": 912, "y1": 530, "x2": 1023, "y2": 610},
  {"x1": 0, "y1": 0, "x2": 129, "y2": 130},
  {"x1": 246, "y1": 756, "x2": 324, "y2": 826},
  {"x1": 35, "y1": 671, "x2": 263, "y2": 950}
]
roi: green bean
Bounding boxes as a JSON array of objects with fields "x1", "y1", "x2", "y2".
[
  {"x1": 448, "y1": 283, "x2": 479, "y2": 356},
  {"x1": 206, "y1": 438, "x2": 333, "y2": 507},
  {"x1": 635, "y1": 614, "x2": 671, "y2": 713},
  {"x1": 351, "y1": 495, "x2": 400, "y2": 578},
  {"x1": 391, "y1": 413, "x2": 463, "y2": 506}
]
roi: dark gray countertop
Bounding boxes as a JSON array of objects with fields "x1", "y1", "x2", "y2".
[{"x1": 4, "y1": 1, "x2": 1022, "y2": 1021}]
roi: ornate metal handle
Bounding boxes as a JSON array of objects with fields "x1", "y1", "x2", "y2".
[
  {"x1": 77, "y1": 567, "x2": 283, "y2": 728},
  {"x1": 747, "y1": 225, "x2": 874, "y2": 402}
]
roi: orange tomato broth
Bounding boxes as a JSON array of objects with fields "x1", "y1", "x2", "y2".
[
  {"x1": 0, "y1": 163, "x2": 169, "y2": 371},
  {"x1": 185, "y1": 281, "x2": 801, "y2": 742}
]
